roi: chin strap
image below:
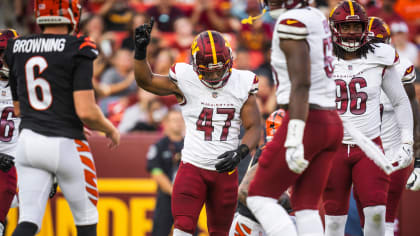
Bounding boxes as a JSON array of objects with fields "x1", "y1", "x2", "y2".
[{"x1": 241, "y1": 9, "x2": 267, "y2": 25}]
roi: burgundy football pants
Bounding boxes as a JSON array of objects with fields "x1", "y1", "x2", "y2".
[
  {"x1": 248, "y1": 109, "x2": 343, "y2": 211},
  {"x1": 172, "y1": 162, "x2": 238, "y2": 235}
]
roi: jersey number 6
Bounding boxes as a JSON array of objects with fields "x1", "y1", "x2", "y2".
[{"x1": 25, "y1": 56, "x2": 53, "y2": 111}]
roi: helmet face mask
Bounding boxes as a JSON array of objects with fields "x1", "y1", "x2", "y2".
[
  {"x1": 35, "y1": 0, "x2": 82, "y2": 33},
  {"x1": 329, "y1": 0, "x2": 368, "y2": 52},
  {"x1": 191, "y1": 31, "x2": 233, "y2": 89}
]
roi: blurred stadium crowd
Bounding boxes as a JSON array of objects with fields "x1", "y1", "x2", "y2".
[{"x1": 1, "y1": 0, "x2": 418, "y2": 133}]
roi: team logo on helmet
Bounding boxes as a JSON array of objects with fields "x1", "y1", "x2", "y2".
[
  {"x1": 35, "y1": 0, "x2": 82, "y2": 33},
  {"x1": 266, "y1": 108, "x2": 286, "y2": 142},
  {"x1": 329, "y1": 0, "x2": 368, "y2": 52},
  {"x1": 367, "y1": 17, "x2": 391, "y2": 44},
  {"x1": 191, "y1": 31, "x2": 233, "y2": 89}
]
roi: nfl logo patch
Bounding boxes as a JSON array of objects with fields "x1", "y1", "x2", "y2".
[
  {"x1": 1, "y1": 91, "x2": 5, "y2": 96},
  {"x1": 212, "y1": 92, "x2": 218, "y2": 98},
  {"x1": 348, "y1": 65, "x2": 353, "y2": 70}
]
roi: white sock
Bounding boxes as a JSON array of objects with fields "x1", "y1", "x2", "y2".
[
  {"x1": 247, "y1": 196, "x2": 297, "y2": 236},
  {"x1": 363, "y1": 205, "x2": 386, "y2": 236},
  {"x1": 173, "y1": 228, "x2": 193, "y2": 236},
  {"x1": 324, "y1": 215, "x2": 347, "y2": 236},
  {"x1": 295, "y1": 210, "x2": 324, "y2": 236},
  {"x1": 385, "y1": 222, "x2": 394, "y2": 236}
]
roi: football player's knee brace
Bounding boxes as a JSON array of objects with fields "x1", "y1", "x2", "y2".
[
  {"x1": 174, "y1": 216, "x2": 195, "y2": 235},
  {"x1": 324, "y1": 215, "x2": 347, "y2": 236},
  {"x1": 363, "y1": 205, "x2": 386, "y2": 236},
  {"x1": 0, "y1": 221, "x2": 4, "y2": 236}
]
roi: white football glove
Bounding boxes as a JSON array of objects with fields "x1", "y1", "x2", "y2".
[
  {"x1": 284, "y1": 119, "x2": 308, "y2": 174},
  {"x1": 406, "y1": 168, "x2": 420, "y2": 191},
  {"x1": 393, "y1": 143, "x2": 413, "y2": 171},
  {"x1": 406, "y1": 158, "x2": 420, "y2": 191}
]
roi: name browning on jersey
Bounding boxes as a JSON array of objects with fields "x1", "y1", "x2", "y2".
[{"x1": 13, "y1": 38, "x2": 66, "y2": 53}]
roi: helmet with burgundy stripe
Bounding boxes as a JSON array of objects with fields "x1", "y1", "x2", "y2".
[
  {"x1": 0, "y1": 29, "x2": 19, "y2": 79},
  {"x1": 367, "y1": 17, "x2": 391, "y2": 44},
  {"x1": 329, "y1": 0, "x2": 368, "y2": 52},
  {"x1": 191, "y1": 31, "x2": 233, "y2": 89}
]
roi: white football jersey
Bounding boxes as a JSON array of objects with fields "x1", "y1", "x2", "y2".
[
  {"x1": 169, "y1": 63, "x2": 258, "y2": 170},
  {"x1": 0, "y1": 81, "x2": 20, "y2": 156},
  {"x1": 380, "y1": 56, "x2": 416, "y2": 153},
  {"x1": 272, "y1": 7, "x2": 336, "y2": 107},
  {"x1": 333, "y1": 43, "x2": 399, "y2": 144}
]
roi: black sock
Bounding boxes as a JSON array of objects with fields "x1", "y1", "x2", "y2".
[
  {"x1": 76, "y1": 224, "x2": 97, "y2": 236},
  {"x1": 12, "y1": 221, "x2": 38, "y2": 236}
]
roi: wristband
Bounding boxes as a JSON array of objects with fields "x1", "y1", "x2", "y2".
[
  {"x1": 284, "y1": 119, "x2": 305, "y2": 147},
  {"x1": 401, "y1": 129, "x2": 414, "y2": 145},
  {"x1": 134, "y1": 48, "x2": 147, "y2": 60},
  {"x1": 414, "y1": 158, "x2": 420, "y2": 168},
  {"x1": 238, "y1": 144, "x2": 250, "y2": 159}
]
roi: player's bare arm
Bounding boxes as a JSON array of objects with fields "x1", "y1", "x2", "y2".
[
  {"x1": 240, "y1": 94, "x2": 262, "y2": 151},
  {"x1": 133, "y1": 19, "x2": 183, "y2": 101},
  {"x1": 280, "y1": 39, "x2": 310, "y2": 174},
  {"x1": 238, "y1": 164, "x2": 257, "y2": 206},
  {"x1": 74, "y1": 90, "x2": 120, "y2": 149},
  {"x1": 215, "y1": 94, "x2": 261, "y2": 173},
  {"x1": 280, "y1": 39, "x2": 310, "y2": 121},
  {"x1": 12, "y1": 101, "x2": 20, "y2": 117}
]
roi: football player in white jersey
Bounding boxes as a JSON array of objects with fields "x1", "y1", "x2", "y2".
[
  {"x1": 133, "y1": 20, "x2": 261, "y2": 235},
  {"x1": 323, "y1": 2, "x2": 414, "y2": 236},
  {"x1": 0, "y1": 28, "x2": 20, "y2": 236},
  {"x1": 366, "y1": 16, "x2": 418, "y2": 236},
  {"x1": 246, "y1": 1, "x2": 343, "y2": 236}
]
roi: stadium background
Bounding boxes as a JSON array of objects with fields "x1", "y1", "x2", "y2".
[{"x1": 1, "y1": 0, "x2": 420, "y2": 235}]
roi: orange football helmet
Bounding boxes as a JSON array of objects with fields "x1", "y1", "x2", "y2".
[
  {"x1": 265, "y1": 108, "x2": 286, "y2": 142},
  {"x1": 34, "y1": 0, "x2": 82, "y2": 33}
]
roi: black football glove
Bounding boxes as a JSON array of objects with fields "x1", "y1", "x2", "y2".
[
  {"x1": 0, "y1": 153, "x2": 14, "y2": 173},
  {"x1": 134, "y1": 18, "x2": 154, "y2": 60},
  {"x1": 215, "y1": 144, "x2": 249, "y2": 173},
  {"x1": 49, "y1": 177, "x2": 58, "y2": 199}
]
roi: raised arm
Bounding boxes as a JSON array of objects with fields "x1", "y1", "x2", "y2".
[{"x1": 133, "y1": 19, "x2": 183, "y2": 98}]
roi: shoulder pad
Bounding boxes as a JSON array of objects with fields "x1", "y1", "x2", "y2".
[
  {"x1": 74, "y1": 34, "x2": 98, "y2": 60},
  {"x1": 366, "y1": 43, "x2": 399, "y2": 66},
  {"x1": 277, "y1": 12, "x2": 308, "y2": 40}
]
